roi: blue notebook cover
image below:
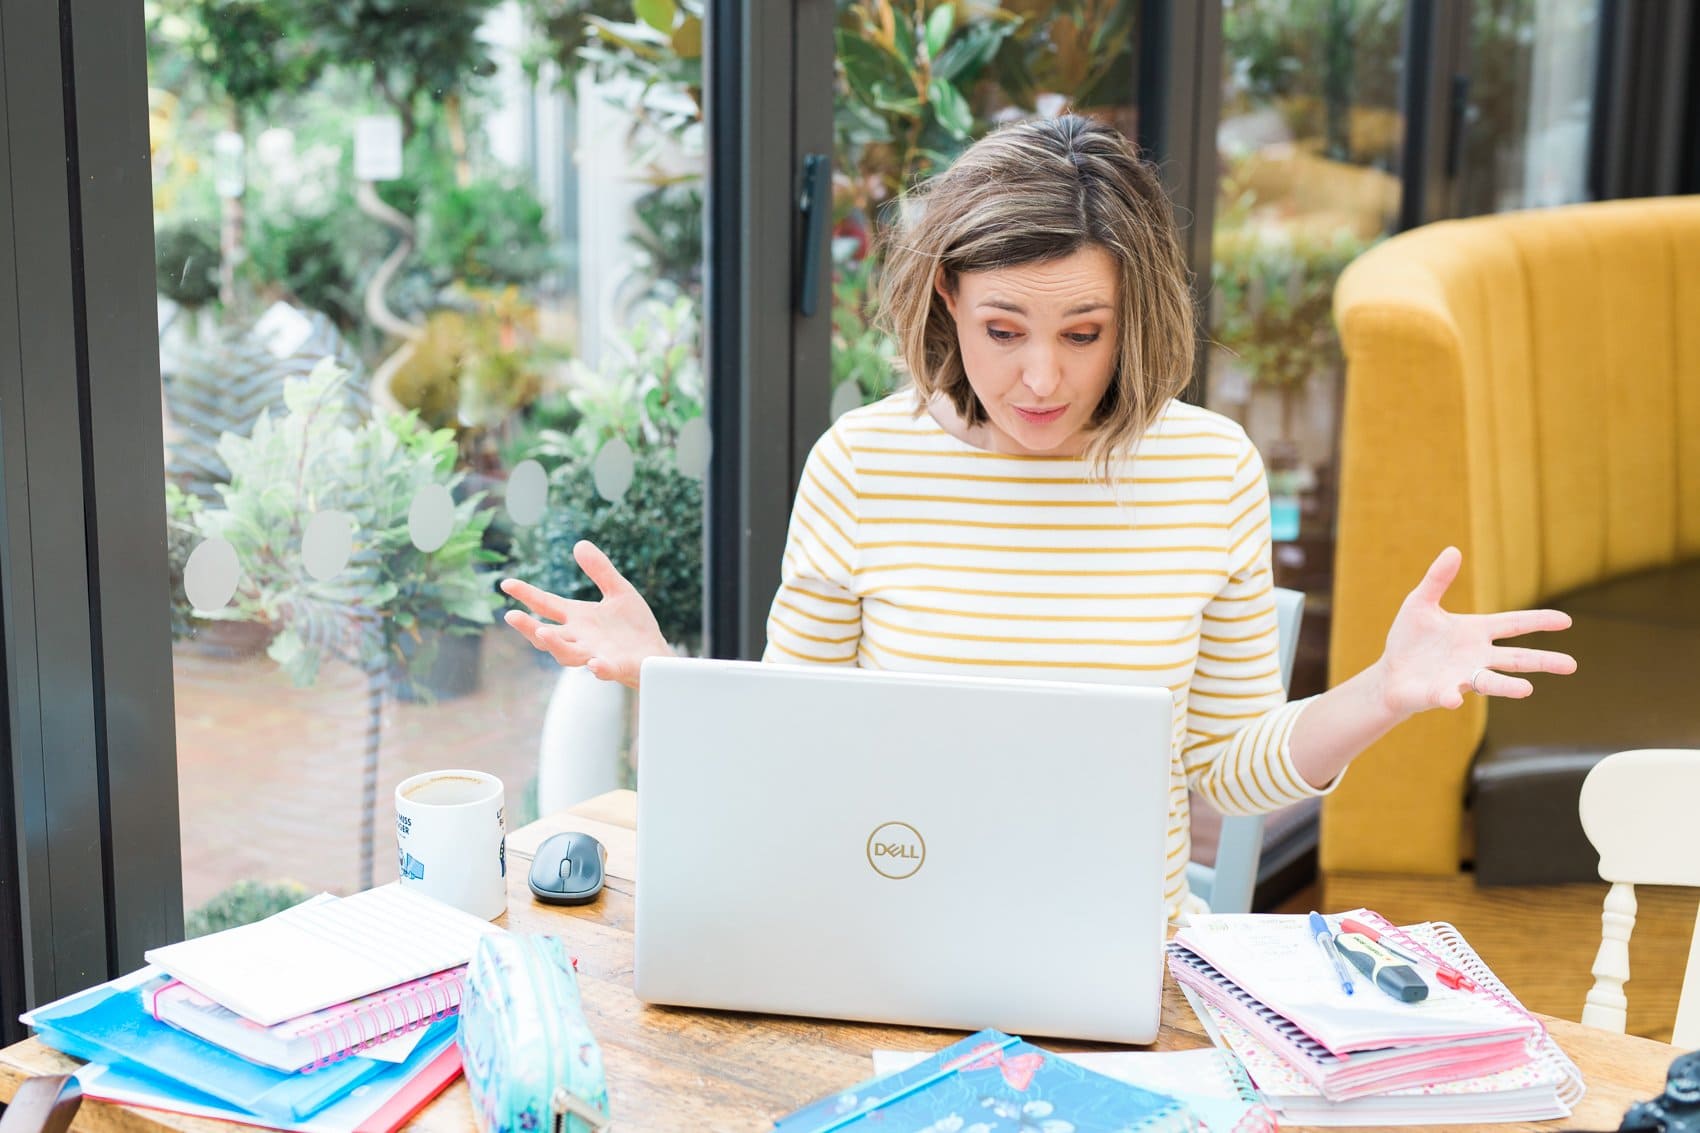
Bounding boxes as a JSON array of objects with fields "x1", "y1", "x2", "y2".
[
  {"x1": 774, "y1": 1030, "x2": 1192, "y2": 1133},
  {"x1": 29, "y1": 974, "x2": 400, "y2": 1123}
]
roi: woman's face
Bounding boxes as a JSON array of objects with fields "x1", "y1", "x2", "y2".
[{"x1": 935, "y1": 245, "x2": 1120, "y2": 456}]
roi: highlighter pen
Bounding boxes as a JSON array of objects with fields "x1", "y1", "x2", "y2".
[
  {"x1": 1332, "y1": 931, "x2": 1429, "y2": 1002},
  {"x1": 1338, "y1": 917, "x2": 1480, "y2": 992},
  {"x1": 1308, "y1": 911, "x2": 1354, "y2": 996}
]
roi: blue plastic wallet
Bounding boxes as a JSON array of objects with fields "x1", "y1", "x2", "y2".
[{"x1": 457, "y1": 934, "x2": 610, "y2": 1133}]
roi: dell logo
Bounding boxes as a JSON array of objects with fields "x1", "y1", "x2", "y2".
[{"x1": 866, "y1": 821, "x2": 926, "y2": 880}]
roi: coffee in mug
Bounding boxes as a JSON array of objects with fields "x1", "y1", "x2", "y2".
[{"x1": 394, "y1": 769, "x2": 506, "y2": 920}]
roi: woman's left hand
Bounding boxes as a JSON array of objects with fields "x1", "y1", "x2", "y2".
[{"x1": 1375, "y1": 546, "x2": 1577, "y2": 718}]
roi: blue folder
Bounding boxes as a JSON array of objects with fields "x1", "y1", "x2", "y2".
[
  {"x1": 29, "y1": 974, "x2": 422, "y2": 1124},
  {"x1": 774, "y1": 1029, "x2": 1190, "y2": 1133}
]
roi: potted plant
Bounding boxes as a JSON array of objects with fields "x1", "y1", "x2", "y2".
[
  {"x1": 1209, "y1": 223, "x2": 1371, "y2": 540},
  {"x1": 194, "y1": 359, "x2": 503, "y2": 890}
]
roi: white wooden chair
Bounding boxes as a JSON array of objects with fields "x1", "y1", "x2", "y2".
[
  {"x1": 1578, "y1": 748, "x2": 1700, "y2": 1048},
  {"x1": 1186, "y1": 587, "x2": 1305, "y2": 914}
]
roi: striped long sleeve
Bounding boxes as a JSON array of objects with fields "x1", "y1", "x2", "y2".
[
  {"x1": 762, "y1": 427, "x2": 864, "y2": 665},
  {"x1": 1182, "y1": 442, "x2": 1328, "y2": 817}
]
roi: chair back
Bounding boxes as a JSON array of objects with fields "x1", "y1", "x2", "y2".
[
  {"x1": 1191, "y1": 587, "x2": 1305, "y2": 914},
  {"x1": 1578, "y1": 748, "x2": 1700, "y2": 1047}
]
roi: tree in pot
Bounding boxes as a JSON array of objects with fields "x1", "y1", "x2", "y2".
[{"x1": 194, "y1": 359, "x2": 503, "y2": 889}]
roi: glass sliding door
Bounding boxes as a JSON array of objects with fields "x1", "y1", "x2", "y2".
[
  {"x1": 1207, "y1": 0, "x2": 1407, "y2": 698},
  {"x1": 146, "y1": 0, "x2": 710, "y2": 928},
  {"x1": 1456, "y1": 0, "x2": 1602, "y2": 215}
]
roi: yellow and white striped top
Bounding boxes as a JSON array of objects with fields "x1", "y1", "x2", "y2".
[{"x1": 762, "y1": 390, "x2": 1334, "y2": 916}]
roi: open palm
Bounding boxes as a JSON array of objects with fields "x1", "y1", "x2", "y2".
[
  {"x1": 501, "y1": 540, "x2": 670, "y2": 689},
  {"x1": 1377, "y1": 546, "x2": 1577, "y2": 716}
]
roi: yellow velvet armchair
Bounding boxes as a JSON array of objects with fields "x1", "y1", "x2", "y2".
[{"x1": 1323, "y1": 196, "x2": 1700, "y2": 1037}]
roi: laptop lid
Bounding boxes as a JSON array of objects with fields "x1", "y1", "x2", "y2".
[{"x1": 633, "y1": 658, "x2": 1174, "y2": 1043}]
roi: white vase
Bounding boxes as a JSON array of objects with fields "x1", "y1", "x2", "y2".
[{"x1": 536, "y1": 665, "x2": 631, "y2": 815}]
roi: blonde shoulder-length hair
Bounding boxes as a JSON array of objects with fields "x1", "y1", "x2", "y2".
[{"x1": 876, "y1": 114, "x2": 1195, "y2": 481}]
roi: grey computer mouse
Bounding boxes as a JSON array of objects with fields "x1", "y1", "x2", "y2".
[{"x1": 528, "y1": 831, "x2": 607, "y2": 905}]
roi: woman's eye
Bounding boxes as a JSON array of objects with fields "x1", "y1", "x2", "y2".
[
  {"x1": 1067, "y1": 333, "x2": 1101, "y2": 346},
  {"x1": 986, "y1": 327, "x2": 1020, "y2": 342}
]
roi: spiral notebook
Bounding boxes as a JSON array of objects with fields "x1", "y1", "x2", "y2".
[
  {"x1": 150, "y1": 966, "x2": 466, "y2": 1072},
  {"x1": 1175, "y1": 915, "x2": 1585, "y2": 1125},
  {"x1": 143, "y1": 883, "x2": 499, "y2": 1026}
]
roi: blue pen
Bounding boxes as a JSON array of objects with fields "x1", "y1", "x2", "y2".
[{"x1": 1310, "y1": 910, "x2": 1355, "y2": 996}]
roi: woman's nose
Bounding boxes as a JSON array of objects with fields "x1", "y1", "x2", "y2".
[{"x1": 1022, "y1": 348, "x2": 1062, "y2": 398}]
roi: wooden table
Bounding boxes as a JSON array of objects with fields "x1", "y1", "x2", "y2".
[{"x1": 0, "y1": 790, "x2": 1680, "y2": 1131}]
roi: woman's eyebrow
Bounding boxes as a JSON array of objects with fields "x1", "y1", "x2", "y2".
[{"x1": 977, "y1": 298, "x2": 1112, "y2": 316}]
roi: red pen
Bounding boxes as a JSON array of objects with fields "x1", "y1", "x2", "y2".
[{"x1": 1338, "y1": 918, "x2": 1480, "y2": 992}]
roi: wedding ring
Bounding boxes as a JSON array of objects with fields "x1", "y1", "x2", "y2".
[{"x1": 1469, "y1": 668, "x2": 1488, "y2": 695}]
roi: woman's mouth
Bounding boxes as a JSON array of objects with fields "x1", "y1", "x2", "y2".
[{"x1": 1013, "y1": 405, "x2": 1067, "y2": 425}]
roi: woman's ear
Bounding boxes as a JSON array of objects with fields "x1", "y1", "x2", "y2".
[{"x1": 933, "y1": 266, "x2": 958, "y2": 320}]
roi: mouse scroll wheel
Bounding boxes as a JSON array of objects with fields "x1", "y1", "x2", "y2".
[{"x1": 559, "y1": 859, "x2": 574, "y2": 878}]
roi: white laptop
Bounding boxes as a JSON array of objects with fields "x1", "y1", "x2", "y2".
[{"x1": 633, "y1": 657, "x2": 1175, "y2": 1043}]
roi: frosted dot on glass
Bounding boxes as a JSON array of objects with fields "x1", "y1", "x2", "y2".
[
  {"x1": 301, "y1": 509, "x2": 354, "y2": 581},
  {"x1": 674, "y1": 417, "x2": 711, "y2": 482},
  {"x1": 592, "y1": 438, "x2": 635, "y2": 503},
  {"x1": 506, "y1": 459, "x2": 547, "y2": 527},
  {"x1": 408, "y1": 484, "x2": 456, "y2": 553},
  {"x1": 830, "y1": 382, "x2": 863, "y2": 422},
  {"x1": 183, "y1": 537, "x2": 239, "y2": 612}
]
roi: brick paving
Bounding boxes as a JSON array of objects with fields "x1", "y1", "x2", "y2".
[{"x1": 174, "y1": 625, "x2": 560, "y2": 911}]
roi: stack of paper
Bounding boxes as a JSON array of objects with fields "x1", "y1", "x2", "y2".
[
  {"x1": 21, "y1": 884, "x2": 502, "y2": 1133},
  {"x1": 1167, "y1": 910, "x2": 1584, "y2": 1127}
]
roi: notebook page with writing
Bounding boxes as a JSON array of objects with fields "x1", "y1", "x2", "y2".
[{"x1": 145, "y1": 884, "x2": 500, "y2": 1026}]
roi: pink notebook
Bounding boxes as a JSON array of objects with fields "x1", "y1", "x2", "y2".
[{"x1": 150, "y1": 966, "x2": 466, "y2": 1073}]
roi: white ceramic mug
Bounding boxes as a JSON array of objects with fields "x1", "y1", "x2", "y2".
[{"x1": 394, "y1": 769, "x2": 506, "y2": 920}]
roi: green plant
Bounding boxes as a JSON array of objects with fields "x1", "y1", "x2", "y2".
[
  {"x1": 164, "y1": 308, "x2": 368, "y2": 501},
  {"x1": 1210, "y1": 225, "x2": 1373, "y2": 436},
  {"x1": 417, "y1": 179, "x2": 555, "y2": 288},
  {"x1": 526, "y1": 295, "x2": 703, "y2": 465},
  {"x1": 185, "y1": 879, "x2": 313, "y2": 937},
  {"x1": 156, "y1": 221, "x2": 223, "y2": 310},
  {"x1": 510, "y1": 451, "x2": 703, "y2": 648},
  {"x1": 166, "y1": 483, "x2": 205, "y2": 641},
  {"x1": 154, "y1": 0, "x2": 326, "y2": 309},
  {"x1": 245, "y1": 209, "x2": 365, "y2": 330},
  {"x1": 387, "y1": 287, "x2": 557, "y2": 473},
  {"x1": 834, "y1": 0, "x2": 1018, "y2": 215},
  {"x1": 1221, "y1": 0, "x2": 1403, "y2": 161},
  {"x1": 629, "y1": 180, "x2": 704, "y2": 297},
  {"x1": 195, "y1": 359, "x2": 503, "y2": 887},
  {"x1": 831, "y1": 257, "x2": 901, "y2": 404},
  {"x1": 298, "y1": 0, "x2": 501, "y2": 146}
]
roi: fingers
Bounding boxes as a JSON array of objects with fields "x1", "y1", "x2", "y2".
[
  {"x1": 500, "y1": 578, "x2": 576, "y2": 623},
  {"x1": 503, "y1": 611, "x2": 591, "y2": 668},
  {"x1": 1460, "y1": 668, "x2": 1535, "y2": 700},
  {"x1": 573, "y1": 540, "x2": 635, "y2": 601},
  {"x1": 1487, "y1": 645, "x2": 1578, "y2": 676},
  {"x1": 1483, "y1": 608, "x2": 1573, "y2": 640},
  {"x1": 1411, "y1": 546, "x2": 1463, "y2": 606}
]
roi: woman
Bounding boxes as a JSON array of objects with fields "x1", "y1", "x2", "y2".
[{"x1": 500, "y1": 115, "x2": 1575, "y2": 916}]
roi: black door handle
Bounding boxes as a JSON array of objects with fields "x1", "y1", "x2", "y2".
[{"x1": 796, "y1": 153, "x2": 830, "y2": 316}]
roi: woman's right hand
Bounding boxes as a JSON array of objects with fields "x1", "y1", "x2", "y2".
[{"x1": 500, "y1": 540, "x2": 671, "y2": 689}]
